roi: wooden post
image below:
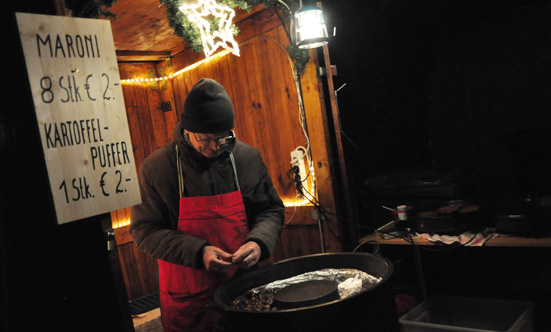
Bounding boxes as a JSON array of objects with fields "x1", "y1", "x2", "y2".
[
  {"x1": 53, "y1": 0, "x2": 67, "y2": 16},
  {"x1": 321, "y1": 37, "x2": 358, "y2": 244}
]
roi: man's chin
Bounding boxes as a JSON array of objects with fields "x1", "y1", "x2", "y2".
[{"x1": 201, "y1": 151, "x2": 218, "y2": 159}]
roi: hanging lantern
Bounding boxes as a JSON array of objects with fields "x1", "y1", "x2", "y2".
[{"x1": 294, "y1": 2, "x2": 329, "y2": 49}]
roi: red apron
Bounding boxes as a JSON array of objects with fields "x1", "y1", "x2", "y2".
[{"x1": 159, "y1": 150, "x2": 248, "y2": 332}]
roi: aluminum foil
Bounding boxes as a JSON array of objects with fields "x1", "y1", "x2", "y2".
[{"x1": 249, "y1": 268, "x2": 382, "y2": 300}]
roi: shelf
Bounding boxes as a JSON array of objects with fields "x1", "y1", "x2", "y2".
[{"x1": 359, "y1": 232, "x2": 551, "y2": 247}]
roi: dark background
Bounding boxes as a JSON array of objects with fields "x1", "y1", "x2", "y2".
[
  {"x1": 316, "y1": 2, "x2": 551, "y2": 331},
  {"x1": 320, "y1": 0, "x2": 551, "y2": 231}
]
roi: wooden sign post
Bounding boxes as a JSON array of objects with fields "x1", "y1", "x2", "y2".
[{"x1": 16, "y1": 13, "x2": 141, "y2": 224}]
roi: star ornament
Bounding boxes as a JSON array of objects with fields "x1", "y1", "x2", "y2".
[{"x1": 179, "y1": 0, "x2": 240, "y2": 58}]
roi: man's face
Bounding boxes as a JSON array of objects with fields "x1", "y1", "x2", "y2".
[{"x1": 187, "y1": 130, "x2": 233, "y2": 158}]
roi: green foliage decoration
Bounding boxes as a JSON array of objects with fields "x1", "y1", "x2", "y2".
[
  {"x1": 66, "y1": 0, "x2": 311, "y2": 75},
  {"x1": 65, "y1": 0, "x2": 118, "y2": 19},
  {"x1": 161, "y1": 0, "x2": 310, "y2": 75}
]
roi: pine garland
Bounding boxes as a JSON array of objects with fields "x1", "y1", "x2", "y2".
[
  {"x1": 66, "y1": 0, "x2": 310, "y2": 75},
  {"x1": 161, "y1": 0, "x2": 310, "y2": 75},
  {"x1": 65, "y1": 0, "x2": 118, "y2": 19}
]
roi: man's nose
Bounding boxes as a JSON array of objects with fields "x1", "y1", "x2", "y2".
[{"x1": 208, "y1": 141, "x2": 221, "y2": 149}]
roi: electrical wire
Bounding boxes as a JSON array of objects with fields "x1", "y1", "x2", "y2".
[
  {"x1": 296, "y1": 184, "x2": 483, "y2": 253},
  {"x1": 283, "y1": 204, "x2": 297, "y2": 227},
  {"x1": 352, "y1": 240, "x2": 380, "y2": 255},
  {"x1": 250, "y1": 24, "x2": 481, "y2": 255},
  {"x1": 240, "y1": 33, "x2": 316, "y2": 198},
  {"x1": 267, "y1": 3, "x2": 312, "y2": 164},
  {"x1": 289, "y1": 174, "x2": 483, "y2": 271},
  {"x1": 288, "y1": 170, "x2": 355, "y2": 251},
  {"x1": 287, "y1": 177, "x2": 484, "y2": 274}
]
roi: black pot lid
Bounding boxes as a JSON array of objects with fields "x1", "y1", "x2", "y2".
[{"x1": 274, "y1": 280, "x2": 339, "y2": 310}]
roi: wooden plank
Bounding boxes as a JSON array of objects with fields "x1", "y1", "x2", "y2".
[
  {"x1": 271, "y1": 234, "x2": 285, "y2": 263},
  {"x1": 114, "y1": 225, "x2": 133, "y2": 246},
  {"x1": 109, "y1": 0, "x2": 185, "y2": 54},
  {"x1": 110, "y1": 210, "x2": 120, "y2": 226},
  {"x1": 233, "y1": 6, "x2": 282, "y2": 45},
  {"x1": 255, "y1": 32, "x2": 287, "y2": 193},
  {"x1": 119, "y1": 62, "x2": 157, "y2": 80},
  {"x1": 203, "y1": 57, "x2": 215, "y2": 80},
  {"x1": 110, "y1": 210, "x2": 119, "y2": 225},
  {"x1": 209, "y1": 54, "x2": 225, "y2": 85},
  {"x1": 143, "y1": 253, "x2": 159, "y2": 293},
  {"x1": 264, "y1": 28, "x2": 304, "y2": 200},
  {"x1": 132, "y1": 244, "x2": 153, "y2": 296},
  {"x1": 122, "y1": 82, "x2": 146, "y2": 171},
  {"x1": 133, "y1": 84, "x2": 157, "y2": 157},
  {"x1": 195, "y1": 63, "x2": 206, "y2": 83},
  {"x1": 214, "y1": 56, "x2": 234, "y2": 103},
  {"x1": 299, "y1": 49, "x2": 343, "y2": 253},
  {"x1": 277, "y1": 227, "x2": 293, "y2": 261},
  {"x1": 320, "y1": 42, "x2": 356, "y2": 247},
  {"x1": 156, "y1": 61, "x2": 178, "y2": 140},
  {"x1": 116, "y1": 207, "x2": 129, "y2": 222},
  {"x1": 228, "y1": 46, "x2": 257, "y2": 148},
  {"x1": 117, "y1": 243, "x2": 139, "y2": 299},
  {"x1": 295, "y1": 225, "x2": 312, "y2": 256},
  {"x1": 288, "y1": 225, "x2": 308, "y2": 257},
  {"x1": 307, "y1": 224, "x2": 323, "y2": 254},
  {"x1": 273, "y1": 27, "x2": 309, "y2": 158},
  {"x1": 126, "y1": 207, "x2": 132, "y2": 221},
  {"x1": 145, "y1": 78, "x2": 169, "y2": 149},
  {"x1": 109, "y1": 207, "x2": 128, "y2": 230},
  {"x1": 170, "y1": 48, "x2": 204, "y2": 75},
  {"x1": 246, "y1": 40, "x2": 270, "y2": 162},
  {"x1": 283, "y1": 206, "x2": 317, "y2": 226},
  {"x1": 170, "y1": 71, "x2": 185, "y2": 120}
]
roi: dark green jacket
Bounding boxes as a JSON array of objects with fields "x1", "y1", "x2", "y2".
[{"x1": 130, "y1": 122, "x2": 284, "y2": 268}]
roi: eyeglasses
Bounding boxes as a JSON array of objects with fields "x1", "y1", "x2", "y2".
[{"x1": 192, "y1": 130, "x2": 235, "y2": 146}]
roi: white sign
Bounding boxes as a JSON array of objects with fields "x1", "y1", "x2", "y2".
[{"x1": 16, "y1": 13, "x2": 141, "y2": 224}]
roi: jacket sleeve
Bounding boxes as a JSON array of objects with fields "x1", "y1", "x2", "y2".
[
  {"x1": 241, "y1": 150, "x2": 285, "y2": 261},
  {"x1": 129, "y1": 150, "x2": 209, "y2": 268}
]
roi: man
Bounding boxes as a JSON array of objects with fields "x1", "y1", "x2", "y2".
[{"x1": 130, "y1": 78, "x2": 285, "y2": 332}]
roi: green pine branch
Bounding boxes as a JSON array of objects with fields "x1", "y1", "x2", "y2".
[{"x1": 67, "y1": 0, "x2": 309, "y2": 75}]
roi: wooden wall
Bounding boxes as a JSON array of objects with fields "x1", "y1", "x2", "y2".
[{"x1": 111, "y1": 8, "x2": 342, "y2": 301}]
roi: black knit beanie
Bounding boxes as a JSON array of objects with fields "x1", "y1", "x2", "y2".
[{"x1": 181, "y1": 78, "x2": 235, "y2": 133}]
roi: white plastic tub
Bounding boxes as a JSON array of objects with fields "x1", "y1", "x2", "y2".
[{"x1": 399, "y1": 295, "x2": 534, "y2": 332}]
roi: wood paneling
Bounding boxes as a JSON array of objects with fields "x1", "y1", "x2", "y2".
[
  {"x1": 165, "y1": 11, "x2": 342, "y2": 250},
  {"x1": 109, "y1": 0, "x2": 265, "y2": 61},
  {"x1": 111, "y1": 7, "x2": 342, "y2": 301},
  {"x1": 167, "y1": 29, "x2": 330, "y2": 206},
  {"x1": 113, "y1": 62, "x2": 167, "y2": 300}
]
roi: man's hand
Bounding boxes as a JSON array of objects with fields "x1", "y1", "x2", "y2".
[
  {"x1": 202, "y1": 246, "x2": 233, "y2": 273},
  {"x1": 232, "y1": 242, "x2": 261, "y2": 269}
]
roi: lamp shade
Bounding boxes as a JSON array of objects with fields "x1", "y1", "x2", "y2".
[{"x1": 295, "y1": 5, "x2": 329, "y2": 49}]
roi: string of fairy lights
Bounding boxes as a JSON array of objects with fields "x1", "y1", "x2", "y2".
[
  {"x1": 120, "y1": 50, "x2": 231, "y2": 84},
  {"x1": 114, "y1": 40, "x2": 317, "y2": 229}
]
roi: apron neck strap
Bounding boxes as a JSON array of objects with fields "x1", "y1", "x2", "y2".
[
  {"x1": 176, "y1": 145, "x2": 185, "y2": 198},
  {"x1": 175, "y1": 145, "x2": 240, "y2": 198},
  {"x1": 229, "y1": 152, "x2": 241, "y2": 192}
]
